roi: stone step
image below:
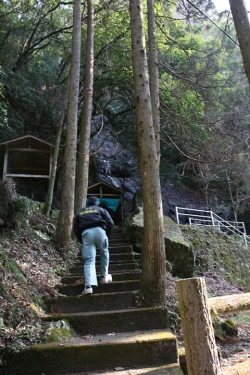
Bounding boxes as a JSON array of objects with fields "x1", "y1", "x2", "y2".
[
  {"x1": 109, "y1": 233, "x2": 125, "y2": 238},
  {"x1": 109, "y1": 232, "x2": 128, "y2": 236},
  {"x1": 57, "y1": 279, "x2": 141, "y2": 296},
  {"x1": 61, "y1": 271, "x2": 141, "y2": 285},
  {"x1": 42, "y1": 307, "x2": 169, "y2": 335},
  {"x1": 77, "y1": 245, "x2": 134, "y2": 255},
  {"x1": 109, "y1": 241, "x2": 132, "y2": 247},
  {"x1": 109, "y1": 245, "x2": 134, "y2": 254},
  {"x1": 74, "y1": 252, "x2": 135, "y2": 264},
  {"x1": 45, "y1": 291, "x2": 138, "y2": 314},
  {"x1": 7, "y1": 330, "x2": 179, "y2": 375},
  {"x1": 54, "y1": 364, "x2": 184, "y2": 375},
  {"x1": 178, "y1": 347, "x2": 186, "y2": 374},
  {"x1": 109, "y1": 239, "x2": 131, "y2": 245},
  {"x1": 109, "y1": 233, "x2": 127, "y2": 238},
  {"x1": 5, "y1": 226, "x2": 183, "y2": 375},
  {"x1": 69, "y1": 262, "x2": 139, "y2": 275},
  {"x1": 112, "y1": 227, "x2": 123, "y2": 232},
  {"x1": 111, "y1": 228, "x2": 124, "y2": 236}
]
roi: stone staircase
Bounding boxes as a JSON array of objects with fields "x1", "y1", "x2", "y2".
[{"x1": 7, "y1": 228, "x2": 184, "y2": 375}]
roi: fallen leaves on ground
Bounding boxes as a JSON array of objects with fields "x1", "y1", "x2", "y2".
[
  {"x1": 75, "y1": 277, "x2": 85, "y2": 285},
  {"x1": 0, "y1": 207, "x2": 78, "y2": 357}
]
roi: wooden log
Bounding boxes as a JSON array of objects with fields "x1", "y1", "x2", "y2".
[
  {"x1": 209, "y1": 293, "x2": 250, "y2": 316},
  {"x1": 176, "y1": 277, "x2": 221, "y2": 375},
  {"x1": 221, "y1": 359, "x2": 250, "y2": 375}
]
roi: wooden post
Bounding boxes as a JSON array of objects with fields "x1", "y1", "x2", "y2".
[
  {"x1": 176, "y1": 277, "x2": 221, "y2": 375},
  {"x1": 3, "y1": 144, "x2": 8, "y2": 179}
]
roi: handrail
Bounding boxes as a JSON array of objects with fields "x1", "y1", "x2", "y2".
[{"x1": 175, "y1": 206, "x2": 250, "y2": 247}]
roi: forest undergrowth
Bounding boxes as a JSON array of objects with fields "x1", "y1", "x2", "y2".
[{"x1": 0, "y1": 200, "x2": 78, "y2": 368}]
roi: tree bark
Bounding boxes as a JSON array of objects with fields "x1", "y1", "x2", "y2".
[
  {"x1": 129, "y1": 0, "x2": 166, "y2": 307},
  {"x1": 75, "y1": 0, "x2": 94, "y2": 213},
  {"x1": 229, "y1": 0, "x2": 250, "y2": 85},
  {"x1": 56, "y1": 0, "x2": 81, "y2": 248},
  {"x1": 147, "y1": 0, "x2": 161, "y2": 165},
  {"x1": 44, "y1": 85, "x2": 69, "y2": 218},
  {"x1": 176, "y1": 277, "x2": 221, "y2": 375},
  {"x1": 209, "y1": 293, "x2": 250, "y2": 316}
]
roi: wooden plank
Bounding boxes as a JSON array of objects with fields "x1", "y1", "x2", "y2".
[
  {"x1": 5, "y1": 174, "x2": 50, "y2": 178},
  {"x1": 3, "y1": 144, "x2": 8, "y2": 179},
  {"x1": 209, "y1": 293, "x2": 250, "y2": 315},
  {"x1": 10, "y1": 167, "x2": 48, "y2": 171},
  {"x1": 49, "y1": 147, "x2": 53, "y2": 175},
  {"x1": 87, "y1": 193, "x2": 122, "y2": 197},
  {"x1": 8, "y1": 147, "x2": 51, "y2": 152},
  {"x1": 0, "y1": 135, "x2": 55, "y2": 148}
]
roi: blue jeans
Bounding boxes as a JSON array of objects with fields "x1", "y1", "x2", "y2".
[{"x1": 81, "y1": 227, "x2": 109, "y2": 286}]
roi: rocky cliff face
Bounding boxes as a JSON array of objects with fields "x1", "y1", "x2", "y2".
[
  {"x1": 88, "y1": 118, "x2": 234, "y2": 223},
  {"x1": 14, "y1": 117, "x2": 234, "y2": 224}
]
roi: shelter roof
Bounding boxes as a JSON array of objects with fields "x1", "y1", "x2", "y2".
[
  {"x1": 0, "y1": 133, "x2": 55, "y2": 148},
  {"x1": 87, "y1": 181, "x2": 124, "y2": 196}
]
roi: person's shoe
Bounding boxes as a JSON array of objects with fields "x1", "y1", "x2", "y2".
[
  {"x1": 101, "y1": 274, "x2": 112, "y2": 284},
  {"x1": 82, "y1": 285, "x2": 93, "y2": 295}
]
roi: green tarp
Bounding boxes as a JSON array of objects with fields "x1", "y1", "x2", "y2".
[{"x1": 87, "y1": 197, "x2": 120, "y2": 212}]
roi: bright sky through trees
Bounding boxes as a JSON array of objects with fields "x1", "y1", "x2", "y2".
[{"x1": 214, "y1": 0, "x2": 250, "y2": 12}]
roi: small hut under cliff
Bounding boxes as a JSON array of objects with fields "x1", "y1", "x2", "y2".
[
  {"x1": 87, "y1": 181, "x2": 124, "y2": 226},
  {"x1": 0, "y1": 134, "x2": 59, "y2": 185}
]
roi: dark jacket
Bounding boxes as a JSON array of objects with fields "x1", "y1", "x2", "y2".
[{"x1": 73, "y1": 204, "x2": 114, "y2": 243}]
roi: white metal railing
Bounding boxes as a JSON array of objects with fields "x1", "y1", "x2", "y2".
[{"x1": 175, "y1": 207, "x2": 250, "y2": 247}]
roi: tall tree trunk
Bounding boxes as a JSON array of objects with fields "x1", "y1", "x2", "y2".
[
  {"x1": 229, "y1": 0, "x2": 250, "y2": 85},
  {"x1": 56, "y1": 0, "x2": 81, "y2": 248},
  {"x1": 225, "y1": 170, "x2": 238, "y2": 222},
  {"x1": 129, "y1": 0, "x2": 166, "y2": 307},
  {"x1": 177, "y1": 278, "x2": 221, "y2": 375},
  {"x1": 75, "y1": 0, "x2": 94, "y2": 213},
  {"x1": 147, "y1": 0, "x2": 161, "y2": 165},
  {"x1": 44, "y1": 85, "x2": 69, "y2": 218}
]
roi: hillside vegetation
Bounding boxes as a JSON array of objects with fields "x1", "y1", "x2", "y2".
[
  {"x1": 0, "y1": 181, "x2": 78, "y2": 368},
  {"x1": 125, "y1": 208, "x2": 250, "y2": 291},
  {"x1": 1, "y1": 182, "x2": 250, "y2": 372}
]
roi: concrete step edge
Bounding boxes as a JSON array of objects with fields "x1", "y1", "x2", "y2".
[
  {"x1": 56, "y1": 280, "x2": 141, "y2": 297},
  {"x1": 45, "y1": 290, "x2": 138, "y2": 314},
  {"x1": 58, "y1": 364, "x2": 184, "y2": 375},
  {"x1": 69, "y1": 268, "x2": 141, "y2": 278},
  {"x1": 61, "y1": 271, "x2": 141, "y2": 284},
  {"x1": 58, "y1": 279, "x2": 141, "y2": 288},
  {"x1": 42, "y1": 306, "x2": 168, "y2": 319},
  {"x1": 7, "y1": 330, "x2": 179, "y2": 375},
  {"x1": 41, "y1": 307, "x2": 170, "y2": 334}
]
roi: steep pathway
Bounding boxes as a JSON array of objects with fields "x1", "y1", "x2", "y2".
[{"x1": 7, "y1": 228, "x2": 183, "y2": 375}]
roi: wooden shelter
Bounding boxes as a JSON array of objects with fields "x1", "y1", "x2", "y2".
[
  {"x1": 0, "y1": 134, "x2": 58, "y2": 185},
  {"x1": 87, "y1": 181, "x2": 125, "y2": 226}
]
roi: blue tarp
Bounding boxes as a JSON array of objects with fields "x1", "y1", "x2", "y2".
[
  {"x1": 100, "y1": 198, "x2": 120, "y2": 212},
  {"x1": 87, "y1": 198, "x2": 120, "y2": 212}
]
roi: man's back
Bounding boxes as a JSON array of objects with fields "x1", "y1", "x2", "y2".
[{"x1": 74, "y1": 202, "x2": 114, "y2": 242}]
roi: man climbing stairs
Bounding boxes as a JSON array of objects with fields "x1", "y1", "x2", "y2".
[{"x1": 6, "y1": 228, "x2": 183, "y2": 375}]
